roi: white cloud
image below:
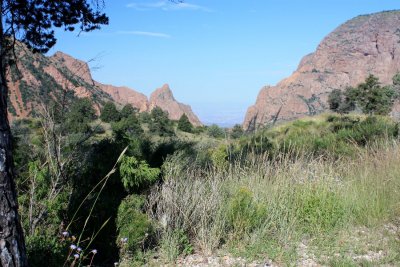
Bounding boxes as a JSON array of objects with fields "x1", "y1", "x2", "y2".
[
  {"x1": 126, "y1": 1, "x2": 213, "y2": 12},
  {"x1": 116, "y1": 30, "x2": 171, "y2": 38}
]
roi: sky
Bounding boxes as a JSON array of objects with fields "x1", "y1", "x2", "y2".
[{"x1": 48, "y1": 0, "x2": 400, "y2": 126}]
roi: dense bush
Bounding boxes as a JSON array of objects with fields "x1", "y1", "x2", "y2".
[
  {"x1": 328, "y1": 75, "x2": 396, "y2": 115},
  {"x1": 26, "y1": 235, "x2": 65, "y2": 267},
  {"x1": 295, "y1": 187, "x2": 347, "y2": 233},
  {"x1": 149, "y1": 107, "x2": 175, "y2": 137},
  {"x1": 207, "y1": 124, "x2": 225, "y2": 138},
  {"x1": 120, "y1": 155, "x2": 160, "y2": 192},
  {"x1": 112, "y1": 116, "x2": 144, "y2": 139},
  {"x1": 230, "y1": 124, "x2": 244, "y2": 139},
  {"x1": 177, "y1": 114, "x2": 193, "y2": 133},
  {"x1": 120, "y1": 104, "x2": 138, "y2": 118},
  {"x1": 101, "y1": 102, "x2": 121, "y2": 122},
  {"x1": 66, "y1": 97, "x2": 97, "y2": 133},
  {"x1": 225, "y1": 187, "x2": 267, "y2": 239},
  {"x1": 116, "y1": 195, "x2": 154, "y2": 257}
]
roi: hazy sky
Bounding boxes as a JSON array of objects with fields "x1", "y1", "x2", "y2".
[{"x1": 49, "y1": 0, "x2": 399, "y2": 125}]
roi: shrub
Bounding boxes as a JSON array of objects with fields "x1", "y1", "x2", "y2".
[
  {"x1": 177, "y1": 114, "x2": 193, "y2": 133},
  {"x1": 295, "y1": 187, "x2": 347, "y2": 233},
  {"x1": 149, "y1": 107, "x2": 175, "y2": 137},
  {"x1": 225, "y1": 187, "x2": 267, "y2": 239},
  {"x1": 328, "y1": 89, "x2": 343, "y2": 113},
  {"x1": 230, "y1": 124, "x2": 244, "y2": 139},
  {"x1": 207, "y1": 124, "x2": 225, "y2": 138},
  {"x1": 160, "y1": 229, "x2": 193, "y2": 262},
  {"x1": 112, "y1": 116, "x2": 143, "y2": 139},
  {"x1": 66, "y1": 98, "x2": 97, "y2": 133},
  {"x1": 120, "y1": 155, "x2": 160, "y2": 192},
  {"x1": 116, "y1": 195, "x2": 153, "y2": 256},
  {"x1": 344, "y1": 75, "x2": 395, "y2": 115},
  {"x1": 26, "y1": 235, "x2": 65, "y2": 267},
  {"x1": 121, "y1": 104, "x2": 138, "y2": 119},
  {"x1": 101, "y1": 102, "x2": 121, "y2": 123},
  {"x1": 210, "y1": 144, "x2": 229, "y2": 170}
]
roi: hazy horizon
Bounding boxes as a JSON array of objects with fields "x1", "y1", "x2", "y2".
[{"x1": 48, "y1": 0, "x2": 399, "y2": 125}]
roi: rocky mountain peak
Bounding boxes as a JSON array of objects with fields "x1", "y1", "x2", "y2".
[
  {"x1": 243, "y1": 10, "x2": 400, "y2": 131},
  {"x1": 7, "y1": 48, "x2": 202, "y2": 126},
  {"x1": 149, "y1": 84, "x2": 202, "y2": 126},
  {"x1": 51, "y1": 51, "x2": 94, "y2": 85},
  {"x1": 150, "y1": 84, "x2": 175, "y2": 101}
]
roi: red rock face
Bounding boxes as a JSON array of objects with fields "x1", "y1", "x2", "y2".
[
  {"x1": 7, "y1": 45, "x2": 202, "y2": 126},
  {"x1": 95, "y1": 83, "x2": 149, "y2": 112},
  {"x1": 149, "y1": 84, "x2": 203, "y2": 126},
  {"x1": 244, "y1": 11, "x2": 400, "y2": 131},
  {"x1": 50, "y1": 51, "x2": 94, "y2": 85}
]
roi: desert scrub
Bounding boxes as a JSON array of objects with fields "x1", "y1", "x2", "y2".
[
  {"x1": 294, "y1": 185, "x2": 348, "y2": 233},
  {"x1": 116, "y1": 194, "x2": 154, "y2": 263},
  {"x1": 225, "y1": 187, "x2": 268, "y2": 240},
  {"x1": 148, "y1": 140, "x2": 400, "y2": 265},
  {"x1": 258, "y1": 114, "x2": 400, "y2": 157}
]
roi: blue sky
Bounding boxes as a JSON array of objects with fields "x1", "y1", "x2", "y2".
[{"x1": 49, "y1": 0, "x2": 399, "y2": 126}]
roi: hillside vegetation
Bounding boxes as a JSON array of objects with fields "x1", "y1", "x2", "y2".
[{"x1": 12, "y1": 94, "x2": 400, "y2": 266}]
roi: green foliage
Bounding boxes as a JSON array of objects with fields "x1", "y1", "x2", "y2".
[
  {"x1": 120, "y1": 156, "x2": 160, "y2": 192},
  {"x1": 7, "y1": 95, "x2": 17, "y2": 116},
  {"x1": 295, "y1": 187, "x2": 347, "y2": 233},
  {"x1": 149, "y1": 107, "x2": 175, "y2": 137},
  {"x1": 121, "y1": 104, "x2": 138, "y2": 119},
  {"x1": 177, "y1": 114, "x2": 193, "y2": 133},
  {"x1": 160, "y1": 229, "x2": 193, "y2": 262},
  {"x1": 26, "y1": 235, "x2": 65, "y2": 267},
  {"x1": 101, "y1": 102, "x2": 121, "y2": 123},
  {"x1": 210, "y1": 145, "x2": 229, "y2": 170},
  {"x1": 112, "y1": 115, "x2": 143, "y2": 139},
  {"x1": 19, "y1": 80, "x2": 30, "y2": 109},
  {"x1": 268, "y1": 115, "x2": 399, "y2": 157},
  {"x1": 66, "y1": 98, "x2": 97, "y2": 133},
  {"x1": 239, "y1": 134, "x2": 273, "y2": 155},
  {"x1": 225, "y1": 187, "x2": 267, "y2": 239},
  {"x1": 116, "y1": 195, "x2": 153, "y2": 255},
  {"x1": 344, "y1": 75, "x2": 395, "y2": 115},
  {"x1": 327, "y1": 89, "x2": 343, "y2": 112},
  {"x1": 393, "y1": 72, "x2": 400, "y2": 86},
  {"x1": 207, "y1": 124, "x2": 225, "y2": 138},
  {"x1": 138, "y1": 112, "x2": 152, "y2": 124},
  {"x1": 230, "y1": 124, "x2": 244, "y2": 139}
]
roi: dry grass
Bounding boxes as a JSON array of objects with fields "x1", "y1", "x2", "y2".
[{"x1": 146, "y1": 141, "x2": 400, "y2": 265}]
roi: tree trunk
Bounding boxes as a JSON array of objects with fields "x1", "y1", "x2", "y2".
[{"x1": 0, "y1": 3, "x2": 29, "y2": 266}]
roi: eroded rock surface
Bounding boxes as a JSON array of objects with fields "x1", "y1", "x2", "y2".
[{"x1": 244, "y1": 11, "x2": 400, "y2": 130}]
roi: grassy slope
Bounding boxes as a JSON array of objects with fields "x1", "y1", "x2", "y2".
[{"x1": 145, "y1": 114, "x2": 400, "y2": 266}]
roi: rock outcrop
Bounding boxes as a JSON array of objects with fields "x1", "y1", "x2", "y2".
[
  {"x1": 96, "y1": 83, "x2": 149, "y2": 112},
  {"x1": 149, "y1": 84, "x2": 202, "y2": 126},
  {"x1": 244, "y1": 10, "x2": 400, "y2": 131},
  {"x1": 7, "y1": 44, "x2": 202, "y2": 126}
]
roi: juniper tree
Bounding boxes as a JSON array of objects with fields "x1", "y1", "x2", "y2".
[
  {"x1": 0, "y1": 1, "x2": 108, "y2": 266},
  {"x1": 177, "y1": 114, "x2": 193, "y2": 133}
]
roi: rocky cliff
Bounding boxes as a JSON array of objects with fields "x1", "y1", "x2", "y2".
[
  {"x1": 149, "y1": 84, "x2": 202, "y2": 126},
  {"x1": 244, "y1": 10, "x2": 400, "y2": 131},
  {"x1": 7, "y1": 44, "x2": 202, "y2": 126}
]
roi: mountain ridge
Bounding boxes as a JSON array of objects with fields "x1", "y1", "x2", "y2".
[
  {"x1": 244, "y1": 10, "x2": 400, "y2": 130},
  {"x1": 7, "y1": 45, "x2": 202, "y2": 126}
]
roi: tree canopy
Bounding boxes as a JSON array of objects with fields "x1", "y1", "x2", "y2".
[
  {"x1": 1, "y1": 0, "x2": 108, "y2": 53},
  {"x1": 328, "y1": 75, "x2": 396, "y2": 116},
  {"x1": 0, "y1": 1, "x2": 109, "y2": 266},
  {"x1": 100, "y1": 102, "x2": 121, "y2": 123},
  {"x1": 177, "y1": 114, "x2": 193, "y2": 133}
]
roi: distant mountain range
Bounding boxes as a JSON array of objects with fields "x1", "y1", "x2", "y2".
[
  {"x1": 7, "y1": 45, "x2": 202, "y2": 126},
  {"x1": 244, "y1": 10, "x2": 400, "y2": 131}
]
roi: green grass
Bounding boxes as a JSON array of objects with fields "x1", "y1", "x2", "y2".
[
  {"x1": 147, "y1": 139, "x2": 400, "y2": 265},
  {"x1": 243, "y1": 114, "x2": 400, "y2": 157}
]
